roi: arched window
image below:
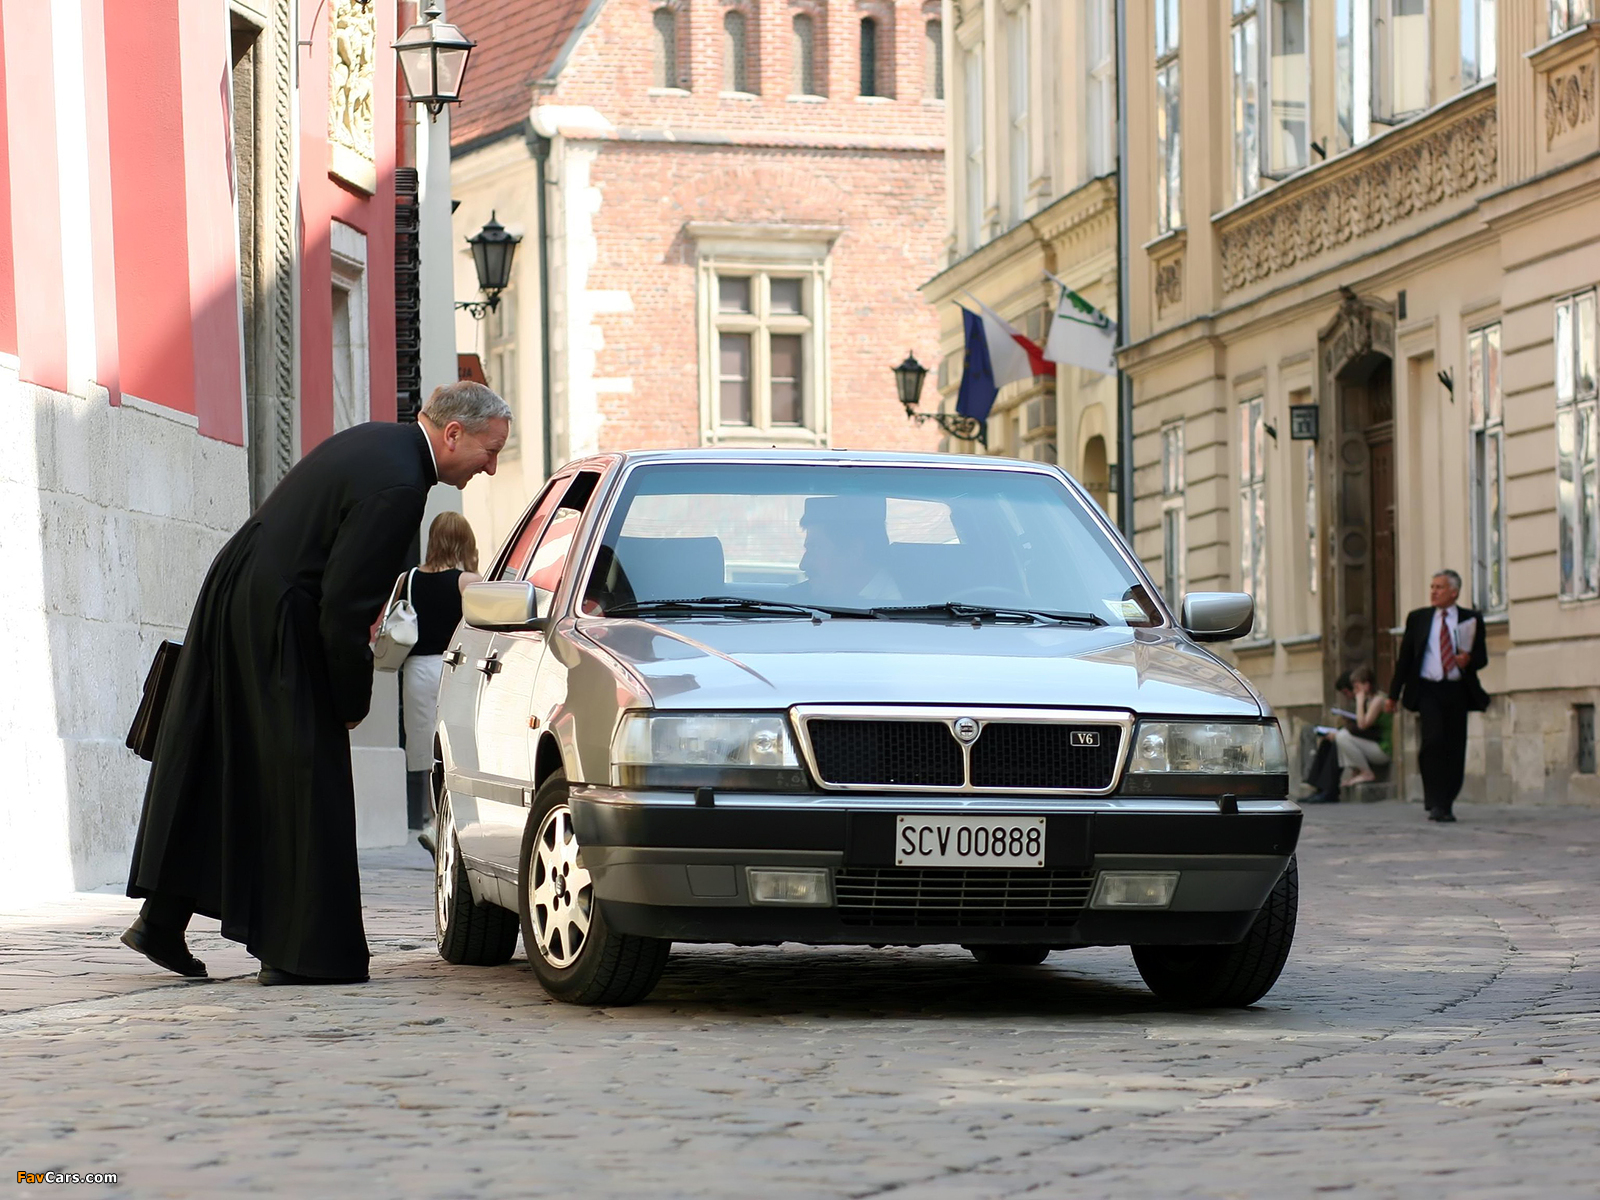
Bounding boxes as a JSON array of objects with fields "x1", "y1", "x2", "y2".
[
  {"x1": 653, "y1": 6, "x2": 679, "y2": 89},
  {"x1": 793, "y1": 13, "x2": 817, "y2": 95},
  {"x1": 724, "y1": 9, "x2": 750, "y2": 93},
  {"x1": 859, "y1": 16, "x2": 879, "y2": 96},
  {"x1": 924, "y1": 18, "x2": 943, "y2": 99}
]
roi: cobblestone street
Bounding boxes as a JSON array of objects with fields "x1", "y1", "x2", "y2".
[{"x1": 3, "y1": 799, "x2": 1597, "y2": 1199}]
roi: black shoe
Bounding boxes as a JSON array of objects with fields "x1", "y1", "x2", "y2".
[
  {"x1": 1434, "y1": 811, "x2": 1457, "y2": 823},
  {"x1": 416, "y1": 825, "x2": 436, "y2": 858},
  {"x1": 121, "y1": 919, "x2": 207, "y2": 978},
  {"x1": 257, "y1": 966, "x2": 369, "y2": 986},
  {"x1": 1301, "y1": 794, "x2": 1340, "y2": 804}
]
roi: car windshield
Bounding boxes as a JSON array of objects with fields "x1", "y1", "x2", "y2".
[{"x1": 581, "y1": 462, "x2": 1161, "y2": 626}]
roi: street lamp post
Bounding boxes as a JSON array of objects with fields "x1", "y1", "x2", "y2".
[
  {"x1": 393, "y1": 3, "x2": 476, "y2": 121},
  {"x1": 893, "y1": 351, "x2": 985, "y2": 446},
  {"x1": 456, "y1": 213, "x2": 521, "y2": 319}
]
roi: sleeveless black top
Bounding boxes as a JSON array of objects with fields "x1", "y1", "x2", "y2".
[{"x1": 409, "y1": 568, "x2": 464, "y2": 656}]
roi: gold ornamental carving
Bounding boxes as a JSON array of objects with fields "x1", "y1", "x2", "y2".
[
  {"x1": 329, "y1": 0, "x2": 376, "y2": 193},
  {"x1": 1218, "y1": 105, "x2": 1497, "y2": 294},
  {"x1": 1546, "y1": 64, "x2": 1596, "y2": 147}
]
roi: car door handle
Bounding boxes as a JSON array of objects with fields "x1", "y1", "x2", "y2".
[
  {"x1": 442, "y1": 645, "x2": 465, "y2": 668},
  {"x1": 475, "y1": 652, "x2": 503, "y2": 678}
]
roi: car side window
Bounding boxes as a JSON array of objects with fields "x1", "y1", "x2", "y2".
[
  {"x1": 522, "y1": 472, "x2": 602, "y2": 612},
  {"x1": 494, "y1": 479, "x2": 569, "y2": 582}
]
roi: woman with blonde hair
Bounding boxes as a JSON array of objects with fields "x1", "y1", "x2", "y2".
[{"x1": 403, "y1": 511, "x2": 481, "y2": 849}]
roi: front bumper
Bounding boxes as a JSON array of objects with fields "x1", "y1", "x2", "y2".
[{"x1": 569, "y1": 786, "x2": 1301, "y2": 947}]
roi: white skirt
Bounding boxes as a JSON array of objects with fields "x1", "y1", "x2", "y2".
[{"x1": 401, "y1": 653, "x2": 445, "y2": 773}]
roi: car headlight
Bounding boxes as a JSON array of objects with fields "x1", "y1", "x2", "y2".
[
  {"x1": 611, "y1": 712, "x2": 809, "y2": 791},
  {"x1": 1126, "y1": 721, "x2": 1288, "y2": 775}
]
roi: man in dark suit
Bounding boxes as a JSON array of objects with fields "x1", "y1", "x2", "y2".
[
  {"x1": 1388, "y1": 569, "x2": 1489, "y2": 823},
  {"x1": 122, "y1": 382, "x2": 510, "y2": 984}
]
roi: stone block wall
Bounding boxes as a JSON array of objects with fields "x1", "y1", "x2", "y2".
[{"x1": 0, "y1": 367, "x2": 248, "y2": 905}]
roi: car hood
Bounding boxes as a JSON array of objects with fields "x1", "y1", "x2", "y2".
[{"x1": 575, "y1": 618, "x2": 1262, "y2": 717}]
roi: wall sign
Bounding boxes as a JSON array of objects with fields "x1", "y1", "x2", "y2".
[{"x1": 1289, "y1": 404, "x2": 1320, "y2": 441}]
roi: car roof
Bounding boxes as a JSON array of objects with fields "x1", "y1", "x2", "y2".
[{"x1": 585, "y1": 448, "x2": 1062, "y2": 470}]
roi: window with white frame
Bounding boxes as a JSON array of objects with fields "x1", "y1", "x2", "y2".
[
  {"x1": 1336, "y1": 0, "x2": 1372, "y2": 151},
  {"x1": 695, "y1": 241, "x2": 830, "y2": 444},
  {"x1": 925, "y1": 17, "x2": 943, "y2": 99},
  {"x1": 1161, "y1": 422, "x2": 1186, "y2": 602},
  {"x1": 963, "y1": 46, "x2": 985, "y2": 248},
  {"x1": 1231, "y1": 1, "x2": 1261, "y2": 201},
  {"x1": 1468, "y1": 323, "x2": 1505, "y2": 613},
  {"x1": 1085, "y1": 0, "x2": 1115, "y2": 178},
  {"x1": 1154, "y1": 0, "x2": 1182, "y2": 233},
  {"x1": 1461, "y1": 0, "x2": 1496, "y2": 87},
  {"x1": 1007, "y1": 5, "x2": 1030, "y2": 224},
  {"x1": 1550, "y1": 0, "x2": 1595, "y2": 39},
  {"x1": 1304, "y1": 440, "x2": 1318, "y2": 596},
  {"x1": 1266, "y1": 0, "x2": 1309, "y2": 176},
  {"x1": 1239, "y1": 396, "x2": 1269, "y2": 633},
  {"x1": 486, "y1": 289, "x2": 519, "y2": 454},
  {"x1": 1374, "y1": 0, "x2": 1428, "y2": 123},
  {"x1": 1556, "y1": 291, "x2": 1598, "y2": 599}
]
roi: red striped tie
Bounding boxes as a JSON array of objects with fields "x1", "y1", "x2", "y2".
[{"x1": 1438, "y1": 615, "x2": 1453, "y2": 676}]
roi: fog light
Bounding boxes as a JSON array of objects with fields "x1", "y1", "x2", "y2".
[
  {"x1": 1091, "y1": 871, "x2": 1179, "y2": 909},
  {"x1": 747, "y1": 868, "x2": 831, "y2": 906}
]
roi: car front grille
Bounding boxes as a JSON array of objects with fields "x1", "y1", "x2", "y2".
[
  {"x1": 834, "y1": 867, "x2": 1097, "y2": 927},
  {"x1": 969, "y1": 723, "x2": 1122, "y2": 790},
  {"x1": 807, "y1": 719, "x2": 964, "y2": 787},
  {"x1": 801, "y1": 716, "x2": 1123, "y2": 792}
]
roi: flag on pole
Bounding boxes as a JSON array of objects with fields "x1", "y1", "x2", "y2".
[
  {"x1": 1043, "y1": 275, "x2": 1118, "y2": 376},
  {"x1": 956, "y1": 294, "x2": 1055, "y2": 424}
]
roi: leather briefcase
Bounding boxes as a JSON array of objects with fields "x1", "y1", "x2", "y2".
[{"x1": 126, "y1": 640, "x2": 183, "y2": 762}]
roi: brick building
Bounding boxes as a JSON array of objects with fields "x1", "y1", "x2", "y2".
[{"x1": 447, "y1": 0, "x2": 947, "y2": 549}]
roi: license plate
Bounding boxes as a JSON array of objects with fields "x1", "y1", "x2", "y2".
[{"x1": 895, "y1": 816, "x2": 1046, "y2": 868}]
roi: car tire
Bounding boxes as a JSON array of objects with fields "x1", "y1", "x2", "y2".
[
  {"x1": 1131, "y1": 856, "x2": 1298, "y2": 1008},
  {"x1": 434, "y1": 790, "x2": 521, "y2": 966},
  {"x1": 964, "y1": 945, "x2": 1051, "y2": 965},
  {"x1": 519, "y1": 770, "x2": 670, "y2": 1006}
]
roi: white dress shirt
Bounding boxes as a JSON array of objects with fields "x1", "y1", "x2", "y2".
[
  {"x1": 1420, "y1": 604, "x2": 1462, "y2": 682},
  {"x1": 418, "y1": 420, "x2": 439, "y2": 480}
]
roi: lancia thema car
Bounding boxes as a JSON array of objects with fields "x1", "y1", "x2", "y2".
[{"x1": 429, "y1": 450, "x2": 1300, "y2": 1008}]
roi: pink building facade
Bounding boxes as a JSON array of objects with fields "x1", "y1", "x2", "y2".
[{"x1": 0, "y1": 0, "x2": 408, "y2": 901}]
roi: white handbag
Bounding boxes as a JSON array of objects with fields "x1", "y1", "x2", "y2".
[{"x1": 372, "y1": 569, "x2": 420, "y2": 672}]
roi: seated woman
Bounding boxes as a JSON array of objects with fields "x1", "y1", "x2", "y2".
[{"x1": 1327, "y1": 665, "x2": 1392, "y2": 786}]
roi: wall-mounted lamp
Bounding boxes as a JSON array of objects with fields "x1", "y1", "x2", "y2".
[
  {"x1": 455, "y1": 213, "x2": 521, "y2": 319},
  {"x1": 1437, "y1": 367, "x2": 1455, "y2": 402}
]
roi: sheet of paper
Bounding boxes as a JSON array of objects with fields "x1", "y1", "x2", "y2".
[
  {"x1": 1454, "y1": 617, "x2": 1477, "y2": 655},
  {"x1": 1330, "y1": 707, "x2": 1357, "y2": 720}
]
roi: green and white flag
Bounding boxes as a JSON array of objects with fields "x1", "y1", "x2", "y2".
[{"x1": 1043, "y1": 275, "x2": 1118, "y2": 376}]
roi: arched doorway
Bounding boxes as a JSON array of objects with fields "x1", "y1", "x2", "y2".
[
  {"x1": 1081, "y1": 434, "x2": 1109, "y2": 513},
  {"x1": 1318, "y1": 293, "x2": 1399, "y2": 693}
]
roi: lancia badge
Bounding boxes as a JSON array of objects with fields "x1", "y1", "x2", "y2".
[{"x1": 953, "y1": 717, "x2": 981, "y2": 744}]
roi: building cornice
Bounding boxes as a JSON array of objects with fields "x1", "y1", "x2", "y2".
[{"x1": 921, "y1": 174, "x2": 1118, "y2": 301}]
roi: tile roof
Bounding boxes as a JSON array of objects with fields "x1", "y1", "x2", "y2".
[{"x1": 449, "y1": 0, "x2": 596, "y2": 150}]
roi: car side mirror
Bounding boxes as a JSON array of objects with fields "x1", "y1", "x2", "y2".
[
  {"x1": 462, "y1": 581, "x2": 549, "y2": 633},
  {"x1": 1180, "y1": 592, "x2": 1255, "y2": 642}
]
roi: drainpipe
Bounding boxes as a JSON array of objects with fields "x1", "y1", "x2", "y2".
[
  {"x1": 1113, "y1": 0, "x2": 1134, "y2": 541},
  {"x1": 529, "y1": 130, "x2": 554, "y2": 481}
]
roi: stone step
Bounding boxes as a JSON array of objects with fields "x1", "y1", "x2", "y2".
[{"x1": 1342, "y1": 780, "x2": 1397, "y2": 803}]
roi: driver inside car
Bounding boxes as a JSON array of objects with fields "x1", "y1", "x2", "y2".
[{"x1": 794, "y1": 493, "x2": 902, "y2": 605}]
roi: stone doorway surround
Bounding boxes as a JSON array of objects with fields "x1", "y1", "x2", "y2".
[{"x1": 1316, "y1": 289, "x2": 1398, "y2": 703}]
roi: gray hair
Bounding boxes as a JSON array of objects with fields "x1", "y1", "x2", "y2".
[
  {"x1": 1433, "y1": 569, "x2": 1463, "y2": 593},
  {"x1": 420, "y1": 381, "x2": 512, "y2": 432}
]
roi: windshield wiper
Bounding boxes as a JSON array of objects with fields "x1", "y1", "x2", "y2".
[
  {"x1": 604, "y1": 596, "x2": 878, "y2": 620},
  {"x1": 868, "y1": 602, "x2": 1107, "y2": 626}
]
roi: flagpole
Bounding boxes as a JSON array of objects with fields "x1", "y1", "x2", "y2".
[{"x1": 1113, "y1": 0, "x2": 1134, "y2": 541}]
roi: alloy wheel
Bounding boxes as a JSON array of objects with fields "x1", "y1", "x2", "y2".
[{"x1": 528, "y1": 804, "x2": 593, "y2": 968}]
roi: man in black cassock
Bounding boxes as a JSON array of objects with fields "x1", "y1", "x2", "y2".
[{"x1": 121, "y1": 381, "x2": 510, "y2": 985}]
